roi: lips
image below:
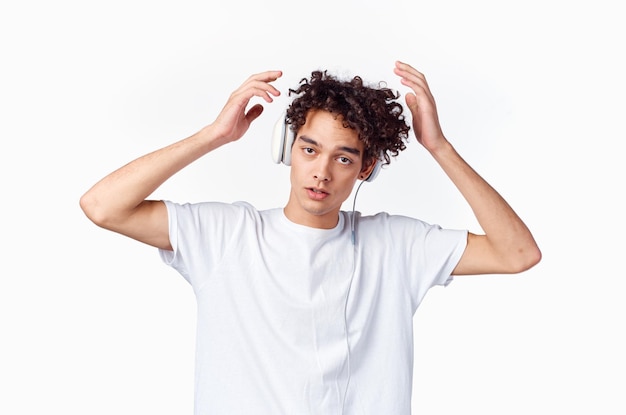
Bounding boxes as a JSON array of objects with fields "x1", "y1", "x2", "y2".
[{"x1": 306, "y1": 187, "x2": 329, "y2": 200}]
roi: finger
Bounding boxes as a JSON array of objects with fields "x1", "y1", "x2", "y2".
[
  {"x1": 245, "y1": 103, "x2": 265, "y2": 123},
  {"x1": 229, "y1": 84, "x2": 279, "y2": 108},
  {"x1": 233, "y1": 75, "x2": 283, "y2": 103},
  {"x1": 405, "y1": 92, "x2": 417, "y2": 109},
  {"x1": 394, "y1": 61, "x2": 425, "y2": 82},
  {"x1": 396, "y1": 70, "x2": 428, "y2": 94},
  {"x1": 238, "y1": 85, "x2": 280, "y2": 103},
  {"x1": 245, "y1": 70, "x2": 283, "y2": 83},
  {"x1": 241, "y1": 70, "x2": 283, "y2": 94},
  {"x1": 394, "y1": 61, "x2": 431, "y2": 96}
]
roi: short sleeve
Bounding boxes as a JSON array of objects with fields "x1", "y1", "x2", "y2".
[
  {"x1": 157, "y1": 200, "x2": 249, "y2": 289},
  {"x1": 361, "y1": 213, "x2": 467, "y2": 311}
]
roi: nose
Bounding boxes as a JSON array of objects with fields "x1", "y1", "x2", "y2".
[{"x1": 313, "y1": 158, "x2": 331, "y2": 182}]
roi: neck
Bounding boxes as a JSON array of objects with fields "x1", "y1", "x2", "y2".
[{"x1": 283, "y1": 195, "x2": 340, "y2": 229}]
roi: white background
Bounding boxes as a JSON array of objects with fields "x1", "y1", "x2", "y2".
[{"x1": 1, "y1": 0, "x2": 624, "y2": 413}]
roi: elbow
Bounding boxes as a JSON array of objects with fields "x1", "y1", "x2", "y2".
[
  {"x1": 509, "y1": 244, "x2": 542, "y2": 274},
  {"x1": 79, "y1": 191, "x2": 110, "y2": 228}
]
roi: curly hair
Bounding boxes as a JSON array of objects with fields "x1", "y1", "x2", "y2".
[{"x1": 286, "y1": 70, "x2": 411, "y2": 167}]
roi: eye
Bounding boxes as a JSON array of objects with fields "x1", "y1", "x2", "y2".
[
  {"x1": 337, "y1": 156, "x2": 352, "y2": 165},
  {"x1": 303, "y1": 147, "x2": 315, "y2": 155}
]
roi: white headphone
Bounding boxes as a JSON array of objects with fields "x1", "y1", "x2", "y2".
[{"x1": 271, "y1": 112, "x2": 383, "y2": 182}]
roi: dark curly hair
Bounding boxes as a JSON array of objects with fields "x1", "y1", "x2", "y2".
[{"x1": 286, "y1": 70, "x2": 411, "y2": 167}]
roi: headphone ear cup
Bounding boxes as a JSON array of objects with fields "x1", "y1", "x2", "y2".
[
  {"x1": 364, "y1": 160, "x2": 382, "y2": 182},
  {"x1": 271, "y1": 112, "x2": 295, "y2": 166},
  {"x1": 271, "y1": 113, "x2": 286, "y2": 164},
  {"x1": 283, "y1": 126, "x2": 295, "y2": 166}
]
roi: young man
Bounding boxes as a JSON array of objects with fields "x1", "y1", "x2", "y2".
[{"x1": 80, "y1": 61, "x2": 541, "y2": 414}]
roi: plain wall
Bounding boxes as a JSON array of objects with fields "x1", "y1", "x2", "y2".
[{"x1": 1, "y1": 0, "x2": 624, "y2": 413}]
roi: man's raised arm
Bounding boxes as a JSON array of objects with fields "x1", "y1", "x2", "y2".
[
  {"x1": 79, "y1": 70, "x2": 283, "y2": 250},
  {"x1": 393, "y1": 61, "x2": 541, "y2": 275}
]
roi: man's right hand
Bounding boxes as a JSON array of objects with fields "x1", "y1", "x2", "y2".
[{"x1": 210, "y1": 70, "x2": 283, "y2": 145}]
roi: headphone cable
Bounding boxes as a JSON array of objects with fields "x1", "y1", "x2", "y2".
[{"x1": 343, "y1": 179, "x2": 365, "y2": 412}]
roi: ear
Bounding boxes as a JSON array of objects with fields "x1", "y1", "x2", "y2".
[{"x1": 359, "y1": 157, "x2": 377, "y2": 180}]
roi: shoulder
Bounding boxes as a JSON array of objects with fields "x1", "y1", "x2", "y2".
[
  {"x1": 163, "y1": 200, "x2": 257, "y2": 215},
  {"x1": 355, "y1": 211, "x2": 466, "y2": 244},
  {"x1": 162, "y1": 200, "x2": 266, "y2": 227},
  {"x1": 357, "y1": 211, "x2": 431, "y2": 231}
]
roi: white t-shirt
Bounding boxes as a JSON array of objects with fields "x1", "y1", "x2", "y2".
[{"x1": 159, "y1": 201, "x2": 467, "y2": 415}]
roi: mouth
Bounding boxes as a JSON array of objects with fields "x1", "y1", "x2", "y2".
[{"x1": 306, "y1": 187, "x2": 329, "y2": 200}]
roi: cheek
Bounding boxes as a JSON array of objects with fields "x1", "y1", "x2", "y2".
[
  {"x1": 337, "y1": 175, "x2": 358, "y2": 193},
  {"x1": 289, "y1": 168, "x2": 296, "y2": 186},
  {"x1": 289, "y1": 163, "x2": 306, "y2": 185}
]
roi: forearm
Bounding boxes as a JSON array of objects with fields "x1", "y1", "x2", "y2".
[
  {"x1": 431, "y1": 140, "x2": 541, "y2": 272},
  {"x1": 80, "y1": 124, "x2": 224, "y2": 227},
  {"x1": 393, "y1": 61, "x2": 540, "y2": 273}
]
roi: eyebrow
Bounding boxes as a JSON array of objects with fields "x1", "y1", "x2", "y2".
[{"x1": 298, "y1": 136, "x2": 362, "y2": 156}]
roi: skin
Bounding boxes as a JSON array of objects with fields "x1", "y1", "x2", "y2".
[
  {"x1": 393, "y1": 61, "x2": 541, "y2": 274},
  {"x1": 80, "y1": 61, "x2": 541, "y2": 276},
  {"x1": 283, "y1": 109, "x2": 375, "y2": 229}
]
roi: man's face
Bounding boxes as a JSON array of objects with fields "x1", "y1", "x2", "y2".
[{"x1": 284, "y1": 109, "x2": 374, "y2": 229}]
